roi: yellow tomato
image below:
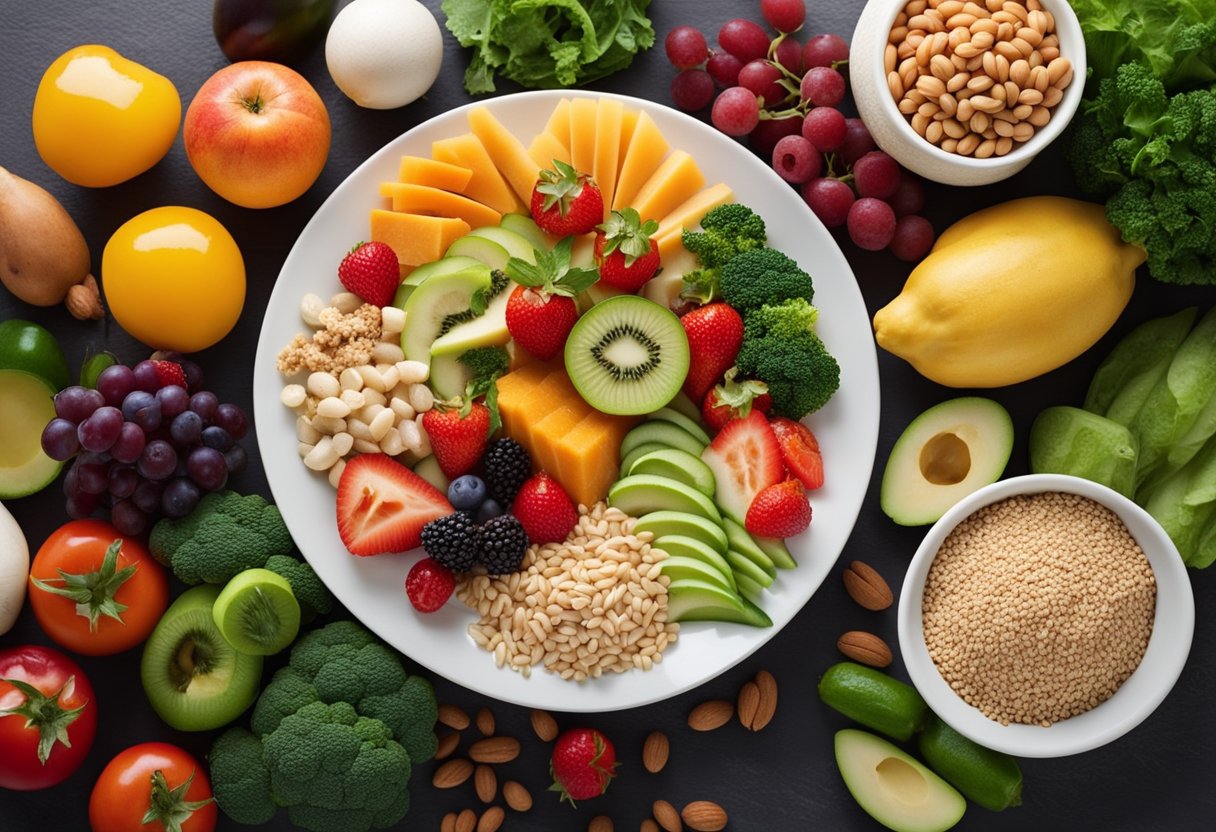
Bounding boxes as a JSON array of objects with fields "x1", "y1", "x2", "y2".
[
  {"x1": 102, "y1": 207, "x2": 246, "y2": 353},
  {"x1": 33, "y1": 45, "x2": 181, "y2": 187}
]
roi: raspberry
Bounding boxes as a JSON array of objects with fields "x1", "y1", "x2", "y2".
[
  {"x1": 478, "y1": 515, "x2": 529, "y2": 575},
  {"x1": 405, "y1": 557, "x2": 456, "y2": 613},
  {"x1": 482, "y1": 438, "x2": 531, "y2": 504},
  {"x1": 149, "y1": 360, "x2": 187, "y2": 389},
  {"x1": 420, "y1": 512, "x2": 479, "y2": 572}
]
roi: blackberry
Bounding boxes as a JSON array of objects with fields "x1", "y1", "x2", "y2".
[
  {"x1": 478, "y1": 514, "x2": 529, "y2": 575},
  {"x1": 420, "y1": 512, "x2": 479, "y2": 572},
  {"x1": 482, "y1": 438, "x2": 531, "y2": 504}
]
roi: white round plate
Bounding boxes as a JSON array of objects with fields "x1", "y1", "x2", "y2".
[{"x1": 254, "y1": 90, "x2": 880, "y2": 712}]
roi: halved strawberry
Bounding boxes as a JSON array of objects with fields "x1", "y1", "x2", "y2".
[
  {"x1": 769, "y1": 417, "x2": 825, "y2": 490},
  {"x1": 336, "y1": 454, "x2": 453, "y2": 556},
  {"x1": 699, "y1": 409, "x2": 783, "y2": 524}
]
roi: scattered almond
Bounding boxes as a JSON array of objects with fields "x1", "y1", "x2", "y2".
[
  {"x1": 455, "y1": 808, "x2": 477, "y2": 832},
  {"x1": 641, "y1": 821, "x2": 660, "y2": 832},
  {"x1": 441, "y1": 812, "x2": 457, "y2": 832},
  {"x1": 736, "y1": 681, "x2": 760, "y2": 729},
  {"x1": 432, "y1": 758, "x2": 474, "y2": 788},
  {"x1": 752, "y1": 670, "x2": 778, "y2": 731},
  {"x1": 687, "y1": 699, "x2": 734, "y2": 731},
  {"x1": 474, "y1": 764, "x2": 497, "y2": 803},
  {"x1": 438, "y1": 703, "x2": 471, "y2": 730},
  {"x1": 502, "y1": 780, "x2": 533, "y2": 812},
  {"x1": 475, "y1": 706, "x2": 496, "y2": 736},
  {"x1": 476, "y1": 806, "x2": 504, "y2": 832},
  {"x1": 530, "y1": 708, "x2": 558, "y2": 742},
  {"x1": 642, "y1": 730, "x2": 670, "y2": 773},
  {"x1": 589, "y1": 815, "x2": 614, "y2": 832},
  {"x1": 837, "y1": 630, "x2": 894, "y2": 667},
  {"x1": 681, "y1": 801, "x2": 727, "y2": 831},
  {"x1": 843, "y1": 560, "x2": 894, "y2": 610},
  {"x1": 653, "y1": 799, "x2": 683, "y2": 831},
  {"x1": 469, "y1": 736, "x2": 521, "y2": 764},
  {"x1": 435, "y1": 730, "x2": 460, "y2": 760}
]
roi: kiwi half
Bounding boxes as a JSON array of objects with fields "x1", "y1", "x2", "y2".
[
  {"x1": 564, "y1": 295, "x2": 690, "y2": 415},
  {"x1": 140, "y1": 584, "x2": 262, "y2": 731},
  {"x1": 213, "y1": 568, "x2": 301, "y2": 656}
]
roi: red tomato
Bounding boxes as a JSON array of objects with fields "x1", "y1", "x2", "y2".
[
  {"x1": 29, "y1": 519, "x2": 169, "y2": 655},
  {"x1": 0, "y1": 644, "x2": 98, "y2": 790},
  {"x1": 89, "y1": 742, "x2": 217, "y2": 832}
]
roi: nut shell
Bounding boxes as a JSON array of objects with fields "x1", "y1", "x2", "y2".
[
  {"x1": 837, "y1": 630, "x2": 895, "y2": 667},
  {"x1": 843, "y1": 560, "x2": 895, "y2": 610}
]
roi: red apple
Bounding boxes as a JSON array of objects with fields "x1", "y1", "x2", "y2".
[{"x1": 184, "y1": 60, "x2": 330, "y2": 208}]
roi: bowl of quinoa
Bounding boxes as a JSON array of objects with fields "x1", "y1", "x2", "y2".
[{"x1": 898, "y1": 474, "x2": 1195, "y2": 757}]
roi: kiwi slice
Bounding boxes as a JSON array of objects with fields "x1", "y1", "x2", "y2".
[
  {"x1": 564, "y1": 295, "x2": 690, "y2": 415},
  {"x1": 213, "y1": 568, "x2": 301, "y2": 656},
  {"x1": 140, "y1": 584, "x2": 262, "y2": 731}
]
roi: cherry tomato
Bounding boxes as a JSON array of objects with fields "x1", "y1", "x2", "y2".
[
  {"x1": 89, "y1": 742, "x2": 217, "y2": 832},
  {"x1": 29, "y1": 519, "x2": 169, "y2": 655},
  {"x1": 0, "y1": 645, "x2": 98, "y2": 790}
]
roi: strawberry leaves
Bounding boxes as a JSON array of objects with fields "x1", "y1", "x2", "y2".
[
  {"x1": 597, "y1": 208, "x2": 659, "y2": 267},
  {"x1": 534, "y1": 159, "x2": 592, "y2": 215},
  {"x1": 506, "y1": 238, "x2": 599, "y2": 299}
]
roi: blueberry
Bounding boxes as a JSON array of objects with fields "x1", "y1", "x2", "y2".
[
  {"x1": 476, "y1": 499, "x2": 504, "y2": 523},
  {"x1": 447, "y1": 475, "x2": 487, "y2": 510}
]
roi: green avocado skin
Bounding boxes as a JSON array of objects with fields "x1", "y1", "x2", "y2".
[{"x1": 0, "y1": 318, "x2": 70, "y2": 391}]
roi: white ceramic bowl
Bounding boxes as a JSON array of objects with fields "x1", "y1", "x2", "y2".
[
  {"x1": 898, "y1": 474, "x2": 1195, "y2": 757},
  {"x1": 850, "y1": 0, "x2": 1086, "y2": 185}
]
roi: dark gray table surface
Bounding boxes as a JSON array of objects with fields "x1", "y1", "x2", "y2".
[{"x1": 2, "y1": 1, "x2": 1213, "y2": 830}]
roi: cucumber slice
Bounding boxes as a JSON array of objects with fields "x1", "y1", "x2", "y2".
[
  {"x1": 466, "y1": 226, "x2": 537, "y2": 262},
  {"x1": 653, "y1": 535, "x2": 735, "y2": 589},
  {"x1": 446, "y1": 236, "x2": 511, "y2": 271},
  {"x1": 633, "y1": 511, "x2": 728, "y2": 554},
  {"x1": 628, "y1": 448, "x2": 715, "y2": 497},
  {"x1": 660, "y1": 555, "x2": 735, "y2": 592},
  {"x1": 666, "y1": 578, "x2": 771, "y2": 627},
  {"x1": 646, "y1": 406, "x2": 711, "y2": 445},
  {"x1": 619, "y1": 442, "x2": 669, "y2": 478},
  {"x1": 725, "y1": 550, "x2": 774, "y2": 587},
  {"x1": 608, "y1": 474, "x2": 721, "y2": 523},
  {"x1": 722, "y1": 518, "x2": 776, "y2": 574},
  {"x1": 620, "y1": 421, "x2": 706, "y2": 459},
  {"x1": 412, "y1": 455, "x2": 448, "y2": 493},
  {"x1": 753, "y1": 533, "x2": 797, "y2": 570},
  {"x1": 734, "y1": 572, "x2": 766, "y2": 603},
  {"x1": 498, "y1": 213, "x2": 553, "y2": 252},
  {"x1": 917, "y1": 715, "x2": 1023, "y2": 812},
  {"x1": 665, "y1": 390, "x2": 702, "y2": 424}
]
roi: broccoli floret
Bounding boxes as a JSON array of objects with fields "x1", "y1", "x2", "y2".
[
  {"x1": 209, "y1": 727, "x2": 276, "y2": 826},
  {"x1": 680, "y1": 203, "x2": 767, "y2": 303},
  {"x1": 736, "y1": 300, "x2": 840, "y2": 419},
  {"x1": 457, "y1": 346, "x2": 509, "y2": 383},
  {"x1": 263, "y1": 555, "x2": 333, "y2": 622},
  {"x1": 719, "y1": 248, "x2": 815, "y2": 314},
  {"x1": 149, "y1": 491, "x2": 293, "y2": 584}
]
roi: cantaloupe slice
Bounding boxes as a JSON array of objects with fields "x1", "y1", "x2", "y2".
[
  {"x1": 544, "y1": 98, "x2": 572, "y2": 146},
  {"x1": 617, "y1": 108, "x2": 639, "y2": 182},
  {"x1": 630, "y1": 150, "x2": 705, "y2": 224},
  {"x1": 378, "y1": 183, "x2": 502, "y2": 229},
  {"x1": 654, "y1": 183, "x2": 734, "y2": 241},
  {"x1": 468, "y1": 106, "x2": 541, "y2": 207},
  {"x1": 612, "y1": 111, "x2": 669, "y2": 211},
  {"x1": 568, "y1": 98, "x2": 598, "y2": 175},
  {"x1": 593, "y1": 99, "x2": 623, "y2": 219},
  {"x1": 431, "y1": 133, "x2": 522, "y2": 215},
  {"x1": 398, "y1": 156, "x2": 472, "y2": 192},
  {"x1": 369, "y1": 210, "x2": 470, "y2": 266},
  {"x1": 529, "y1": 131, "x2": 570, "y2": 170}
]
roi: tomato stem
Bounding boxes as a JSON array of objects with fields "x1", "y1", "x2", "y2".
[
  {"x1": 143, "y1": 768, "x2": 214, "y2": 832},
  {"x1": 0, "y1": 676, "x2": 86, "y2": 764},
  {"x1": 30, "y1": 539, "x2": 137, "y2": 632}
]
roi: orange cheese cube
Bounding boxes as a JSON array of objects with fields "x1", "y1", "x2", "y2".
[
  {"x1": 495, "y1": 363, "x2": 553, "y2": 443},
  {"x1": 503, "y1": 369, "x2": 572, "y2": 444},
  {"x1": 568, "y1": 98, "x2": 598, "y2": 175},
  {"x1": 529, "y1": 131, "x2": 570, "y2": 170},
  {"x1": 468, "y1": 106, "x2": 542, "y2": 206},
  {"x1": 369, "y1": 210, "x2": 469, "y2": 266},
  {"x1": 593, "y1": 98, "x2": 623, "y2": 218},
  {"x1": 431, "y1": 133, "x2": 523, "y2": 215},
  {"x1": 378, "y1": 182, "x2": 502, "y2": 229},
  {"x1": 612, "y1": 110, "x2": 669, "y2": 211},
  {"x1": 531, "y1": 404, "x2": 586, "y2": 477},
  {"x1": 398, "y1": 156, "x2": 472, "y2": 192},
  {"x1": 630, "y1": 150, "x2": 705, "y2": 225},
  {"x1": 654, "y1": 183, "x2": 734, "y2": 241},
  {"x1": 555, "y1": 410, "x2": 638, "y2": 508}
]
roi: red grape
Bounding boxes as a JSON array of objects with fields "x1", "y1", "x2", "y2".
[
  {"x1": 801, "y1": 178, "x2": 855, "y2": 228},
  {"x1": 800, "y1": 66, "x2": 846, "y2": 107},
  {"x1": 66, "y1": 491, "x2": 101, "y2": 520},
  {"x1": 840, "y1": 118, "x2": 878, "y2": 166},
  {"x1": 224, "y1": 445, "x2": 248, "y2": 475},
  {"x1": 852, "y1": 151, "x2": 901, "y2": 199},
  {"x1": 718, "y1": 19, "x2": 770, "y2": 63},
  {"x1": 772, "y1": 135, "x2": 822, "y2": 184},
  {"x1": 802, "y1": 33, "x2": 849, "y2": 69},
  {"x1": 138, "y1": 439, "x2": 178, "y2": 481},
  {"x1": 170, "y1": 410, "x2": 204, "y2": 446},
  {"x1": 711, "y1": 87, "x2": 760, "y2": 136},
  {"x1": 78, "y1": 406, "x2": 123, "y2": 453},
  {"x1": 890, "y1": 215, "x2": 936, "y2": 261},
  {"x1": 155, "y1": 384, "x2": 189, "y2": 419},
  {"x1": 773, "y1": 37, "x2": 802, "y2": 75},
  {"x1": 707, "y1": 52, "x2": 744, "y2": 87},
  {"x1": 202, "y1": 426, "x2": 234, "y2": 452},
  {"x1": 761, "y1": 0, "x2": 807, "y2": 33},
  {"x1": 888, "y1": 175, "x2": 926, "y2": 217},
  {"x1": 189, "y1": 391, "x2": 219, "y2": 420},
  {"x1": 110, "y1": 421, "x2": 147, "y2": 464},
  {"x1": 55, "y1": 386, "x2": 104, "y2": 423},
  {"x1": 847, "y1": 197, "x2": 898, "y2": 250},
  {"x1": 161, "y1": 478, "x2": 201, "y2": 519},
  {"x1": 42, "y1": 418, "x2": 81, "y2": 461},
  {"x1": 108, "y1": 464, "x2": 139, "y2": 500},
  {"x1": 74, "y1": 459, "x2": 108, "y2": 495},
  {"x1": 111, "y1": 499, "x2": 148, "y2": 537},
  {"x1": 214, "y1": 403, "x2": 249, "y2": 440},
  {"x1": 665, "y1": 25, "x2": 709, "y2": 69},
  {"x1": 749, "y1": 115, "x2": 803, "y2": 157},
  {"x1": 132, "y1": 479, "x2": 163, "y2": 514},
  {"x1": 96, "y1": 364, "x2": 136, "y2": 407},
  {"x1": 672, "y1": 69, "x2": 715, "y2": 111},
  {"x1": 187, "y1": 446, "x2": 229, "y2": 492},
  {"x1": 131, "y1": 360, "x2": 160, "y2": 393},
  {"x1": 802, "y1": 106, "x2": 847, "y2": 151},
  {"x1": 738, "y1": 60, "x2": 785, "y2": 106}
]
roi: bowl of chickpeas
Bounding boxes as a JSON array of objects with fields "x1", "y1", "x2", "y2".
[{"x1": 850, "y1": 0, "x2": 1085, "y2": 186}]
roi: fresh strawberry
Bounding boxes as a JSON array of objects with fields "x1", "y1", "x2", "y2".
[
  {"x1": 745, "y1": 479, "x2": 812, "y2": 538},
  {"x1": 422, "y1": 403, "x2": 492, "y2": 479},
  {"x1": 700, "y1": 409, "x2": 783, "y2": 525},
  {"x1": 512, "y1": 472, "x2": 578, "y2": 545},
  {"x1": 530, "y1": 160, "x2": 604, "y2": 236},
  {"x1": 769, "y1": 416, "x2": 825, "y2": 490},
  {"x1": 405, "y1": 557, "x2": 456, "y2": 612},
  {"x1": 702, "y1": 368, "x2": 772, "y2": 434},
  {"x1": 149, "y1": 360, "x2": 187, "y2": 389},
  {"x1": 505, "y1": 236, "x2": 600, "y2": 360},
  {"x1": 550, "y1": 728, "x2": 617, "y2": 804},
  {"x1": 594, "y1": 208, "x2": 661, "y2": 291},
  {"x1": 680, "y1": 302, "x2": 744, "y2": 403},
  {"x1": 336, "y1": 454, "x2": 453, "y2": 556},
  {"x1": 338, "y1": 241, "x2": 400, "y2": 307}
]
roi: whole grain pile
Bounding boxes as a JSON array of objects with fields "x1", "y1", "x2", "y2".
[
  {"x1": 922, "y1": 491, "x2": 1156, "y2": 726},
  {"x1": 457, "y1": 502, "x2": 679, "y2": 682}
]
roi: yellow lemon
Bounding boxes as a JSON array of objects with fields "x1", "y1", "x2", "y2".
[{"x1": 102, "y1": 207, "x2": 246, "y2": 353}]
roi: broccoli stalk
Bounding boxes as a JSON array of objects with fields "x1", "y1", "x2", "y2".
[
  {"x1": 680, "y1": 203, "x2": 768, "y2": 303},
  {"x1": 736, "y1": 299, "x2": 840, "y2": 419}
]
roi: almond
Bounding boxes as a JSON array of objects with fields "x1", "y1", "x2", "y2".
[
  {"x1": 843, "y1": 560, "x2": 894, "y2": 610},
  {"x1": 441, "y1": 812, "x2": 458, "y2": 832},
  {"x1": 435, "y1": 730, "x2": 460, "y2": 760},
  {"x1": 681, "y1": 801, "x2": 728, "y2": 831},
  {"x1": 477, "y1": 806, "x2": 504, "y2": 832},
  {"x1": 641, "y1": 821, "x2": 660, "y2": 832},
  {"x1": 468, "y1": 736, "x2": 520, "y2": 764},
  {"x1": 588, "y1": 815, "x2": 614, "y2": 832},
  {"x1": 642, "y1": 730, "x2": 669, "y2": 773},
  {"x1": 502, "y1": 780, "x2": 533, "y2": 812},
  {"x1": 653, "y1": 799, "x2": 682, "y2": 831},
  {"x1": 438, "y1": 703, "x2": 471, "y2": 730},
  {"x1": 752, "y1": 670, "x2": 778, "y2": 731},
  {"x1": 455, "y1": 809, "x2": 477, "y2": 832},
  {"x1": 432, "y1": 758, "x2": 474, "y2": 788},
  {"x1": 837, "y1": 630, "x2": 894, "y2": 667},
  {"x1": 474, "y1": 764, "x2": 497, "y2": 803},
  {"x1": 736, "y1": 681, "x2": 760, "y2": 729},
  {"x1": 475, "y1": 706, "x2": 495, "y2": 736},
  {"x1": 530, "y1": 708, "x2": 558, "y2": 742},
  {"x1": 687, "y1": 699, "x2": 733, "y2": 731}
]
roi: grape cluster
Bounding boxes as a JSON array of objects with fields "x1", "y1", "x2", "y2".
[
  {"x1": 663, "y1": 0, "x2": 936, "y2": 262},
  {"x1": 40, "y1": 357, "x2": 249, "y2": 536}
]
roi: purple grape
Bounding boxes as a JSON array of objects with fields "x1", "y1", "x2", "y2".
[
  {"x1": 131, "y1": 360, "x2": 160, "y2": 393},
  {"x1": 63, "y1": 464, "x2": 80, "y2": 497},
  {"x1": 671, "y1": 69, "x2": 715, "y2": 112},
  {"x1": 156, "y1": 385, "x2": 190, "y2": 420},
  {"x1": 96, "y1": 365, "x2": 136, "y2": 407},
  {"x1": 138, "y1": 439, "x2": 178, "y2": 481},
  {"x1": 801, "y1": 177, "x2": 855, "y2": 228},
  {"x1": 173, "y1": 453, "x2": 190, "y2": 479},
  {"x1": 201, "y1": 426, "x2": 233, "y2": 452},
  {"x1": 66, "y1": 491, "x2": 100, "y2": 520},
  {"x1": 189, "y1": 391, "x2": 219, "y2": 421},
  {"x1": 890, "y1": 215, "x2": 936, "y2": 262},
  {"x1": 170, "y1": 410, "x2": 204, "y2": 446},
  {"x1": 121, "y1": 390, "x2": 162, "y2": 432},
  {"x1": 223, "y1": 444, "x2": 248, "y2": 475},
  {"x1": 840, "y1": 118, "x2": 877, "y2": 167},
  {"x1": 55, "y1": 386, "x2": 104, "y2": 423},
  {"x1": 111, "y1": 421, "x2": 148, "y2": 464},
  {"x1": 132, "y1": 479, "x2": 163, "y2": 514},
  {"x1": 161, "y1": 477, "x2": 201, "y2": 518},
  {"x1": 180, "y1": 359, "x2": 204, "y2": 393},
  {"x1": 42, "y1": 418, "x2": 81, "y2": 461},
  {"x1": 74, "y1": 459, "x2": 109, "y2": 495},
  {"x1": 78, "y1": 407, "x2": 124, "y2": 453},
  {"x1": 187, "y1": 446, "x2": 228, "y2": 492},
  {"x1": 213, "y1": 403, "x2": 249, "y2": 440},
  {"x1": 108, "y1": 464, "x2": 139, "y2": 500},
  {"x1": 111, "y1": 499, "x2": 148, "y2": 536}
]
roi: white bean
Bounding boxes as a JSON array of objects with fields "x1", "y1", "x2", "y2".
[
  {"x1": 379, "y1": 427, "x2": 405, "y2": 456},
  {"x1": 369, "y1": 408, "x2": 396, "y2": 442},
  {"x1": 398, "y1": 418, "x2": 422, "y2": 452},
  {"x1": 381, "y1": 306, "x2": 405, "y2": 333},
  {"x1": 329, "y1": 292, "x2": 362, "y2": 313},
  {"x1": 357, "y1": 365, "x2": 386, "y2": 392},
  {"x1": 389, "y1": 381, "x2": 412, "y2": 401},
  {"x1": 407, "y1": 383, "x2": 434, "y2": 413},
  {"x1": 390, "y1": 397, "x2": 415, "y2": 421},
  {"x1": 339, "y1": 389, "x2": 366, "y2": 411},
  {"x1": 395, "y1": 360, "x2": 429, "y2": 385},
  {"x1": 347, "y1": 417, "x2": 372, "y2": 441},
  {"x1": 339, "y1": 367, "x2": 364, "y2": 391},
  {"x1": 307, "y1": 372, "x2": 339, "y2": 399},
  {"x1": 296, "y1": 415, "x2": 322, "y2": 444},
  {"x1": 304, "y1": 436, "x2": 340, "y2": 471},
  {"x1": 316, "y1": 396, "x2": 351, "y2": 419},
  {"x1": 328, "y1": 458, "x2": 346, "y2": 488},
  {"x1": 372, "y1": 342, "x2": 405, "y2": 365},
  {"x1": 331, "y1": 432, "x2": 354, "y2": 456},
  {"x1": 353, "y1": 438, "x2": 381, "y2": 454},
  {"x1": 280, "y1": 384, "x2": 307, "y2": 409},
  {"x1": 379, "y1": 365, "x2": 400, "y2": 391},
  {"x1": 361, "y1": 388, "x2": 386, "y2": 408},
  {"x1": 311, "y1": 414, "x2": 346, "y2": 435},
  {"x1": 300, "y1": 293, "x2": 325, "y2": 328},
  {"x1": 414, "y1": 414, "x2": 432, "y2": 457},
  {"x1": 297, "y1": 441, "x2": 314, "y2": 458}
]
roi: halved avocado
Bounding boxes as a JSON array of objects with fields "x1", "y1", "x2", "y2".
[
  {"x1": 646, "y1": 406, "x2": 711, "y2": 445},
  {"x1": 666, "y1": 577, "x2": 771, "y2": 627},
  {"x1": 608, "y1": 474, "x2": 721, "y2": 523},
  {"x1": 620, "y1": 421, "x2": 706, "y2": 459},
  {"x1": 632, "y1": 510, "x2": 728, "y2": 554},
  {"x1": 653, "y1": 534, "x2": 735, "y2": 589},
  {"x1": 0, "y1": 370, "x2": 62, "y2": 499},
  {"x1": 399, "y1": 266, "x2": 492, "y2": 366},
  {"x1": 881, "y1": 397, "x2": 1013, "y2": 526},
  {"x1": 628, "y1": 448, "x2": 715, "y2": 497}
]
